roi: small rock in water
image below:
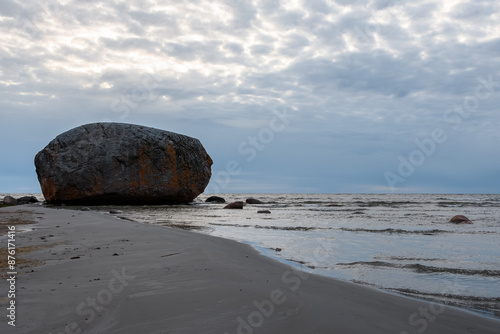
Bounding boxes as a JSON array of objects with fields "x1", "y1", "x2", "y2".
[
  {"x1": 246, "y1": 198, "x2": 263, "y2": 204},
  {"x1": 224, "y1": 201, "x2": 244, "y2": 209},
  {"x1": 81, "y1": 207, "x2": 91, "y2": 211},
  {"x1": 17, "y1": 196, "x2": 39, "y2": 205},
  {"x1": 3, "y1": 196, "x2": 17, "y2": 205},
  {"x1": 449, "y1": 215, "x2": 472, "y2": 224},
  {"x1": 109, "y1": 209, "x2": 124, "y2": 214},
  {"x1": 257, "y1": 210, "x2": 271, "y2": 214},
  {"x1": 205, "y1": 196, "x2": 226, "y2": 203}
]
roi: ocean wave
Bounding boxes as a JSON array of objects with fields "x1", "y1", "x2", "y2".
[
  {"x1": 339, "y1": 227, "x2": 497, "y2": 235},
  {"x1": 301, "y1": 200, "x2": 328, "y2": 205},
  {"x1": 408, "y1": 264, "x2": 500, "y2": 277},
  {"x1": 354, "y1": 201, "x2": 416, "y2": 207},
  {"x1": 375, "y1": 256, "x2": 445, "y2": 262},
  {"x1": 437, "y1": 201, "x2": 500, "y2": 208},
  {"x1": 209, "y1": 222, "x2": 247, "y2": 227},
  {"x1": 391, "y1": 288, "x2": 500, "y2": 302},
  {"x1": 337, "y1": 261, "x2": 500, "y2": 277},
  {"x1": 283, "y1": 258, "x2": 324, "y2": 270},
  {"x1": 346, "y1": 280, "x2": 500, "y2": 317},
  {"x1": 208, "y1": 222, "x2": 322, "y2": 231},
  {"x1": 205, "y1": 223, "x2": 498, "y2": 235},
  {"x1": 254, "y1": 225, "x2": 318, "y2": 231},
  {"x1": 152, "y1": 221, "x2": 206, "y2": 230},
  {"x1": 339, "y1": 228, "x2": 449, "y2": 235},
  {"x1": 389, "y1": 288, "x2": 500, "y2": 317}
]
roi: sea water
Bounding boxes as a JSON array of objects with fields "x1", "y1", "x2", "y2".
[{"x1": 4, "y1": 193, "x2": 500, "y2": 317}]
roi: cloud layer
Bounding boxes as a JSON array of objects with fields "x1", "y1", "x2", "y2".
[{"x1": 1, "y1": 0, "x2": 500, "y2": 193}]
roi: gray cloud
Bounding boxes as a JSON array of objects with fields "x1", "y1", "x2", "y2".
[
  {"x1": 223, "y1": 42, "x2": 244, "y2": 54},
  {"x1": 1, "y1": 0, "x2": 499, "y2": 193},
  {"x1": 302, "y1": 0, "x2": 333, "y2": 13},
  {"x1": 250, "y1": 44, "x2": 274, "y2": 55},
  {"x1": 450, "y1": 1, "x2": 498, "y2": 20}
]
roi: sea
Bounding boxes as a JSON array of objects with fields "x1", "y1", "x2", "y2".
[{"x1": 3, "y1": 193, "x2": 500, "y2": 318}]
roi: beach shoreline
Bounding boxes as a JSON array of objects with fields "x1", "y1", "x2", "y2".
[{"x1": 1, "y1": 205, "x2": 499, "y2": 333}]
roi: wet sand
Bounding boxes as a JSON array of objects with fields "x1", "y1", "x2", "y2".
[{"x1": 0, "y1": 206, "x2": 499, "y2": 333}]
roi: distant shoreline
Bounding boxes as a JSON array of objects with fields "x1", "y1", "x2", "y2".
[{"x1": 1, "y1": 205, "x2": 499, "y2": 333}]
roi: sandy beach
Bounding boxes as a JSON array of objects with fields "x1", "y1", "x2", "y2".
[{"x1": 1, "y1": 205, "x2": 499, "y2": 334}]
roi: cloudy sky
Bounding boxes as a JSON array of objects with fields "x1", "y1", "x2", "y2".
[{"x1": 1, "y1": 0, "x2": 499, "y2": 194}]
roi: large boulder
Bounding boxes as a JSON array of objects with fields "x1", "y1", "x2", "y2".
[{"x1": 34, "y1": 123, "x2": 212, "y2": 205}]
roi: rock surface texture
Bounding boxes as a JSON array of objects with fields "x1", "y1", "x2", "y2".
[
  {"x1": 246, "y1": 198, "x2": 263, "y2": 204},
  {"x1": 224, "y1": 201, "x2": 244, "y2": 209},
  {"x1": 205, "y1": 196, "x2": 226, "y2": 203},
  {"x1": 449, "y1": 215, "x2": 473, "y2": 224},
  {"x1": 35, "y1": 123, "x2": 212, "y2": 205},
  {"x1": 3, "y1": 196, "x2": 18, "y2": 205},
  {"x1": 17, "y1": 196, "x2": 39, "y2": 205}
]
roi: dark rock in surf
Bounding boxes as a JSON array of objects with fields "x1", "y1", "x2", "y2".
[
  {"x1": 246, "y1": 198, "x2": 263, "y2": 204},
  {"x1": 3, "y1": 196, "x2": 17, "y2": 205},
  {"x1": 224, "y1": 201, "x2": 244, "y2": 209},
  {"x1": 17, "y1": 196, "x2": 39, "y2": 205},
  {"x1": 206, "y1": 196, "x2": 226, "y2": 203},
  {"x1": 257, "y1": 210, "x2": 271, "y2": 214},
  {"x1": 449, "y1": 215, "x2": 472, "y2": 224},
  {"x1": 34, "y1": 123, "x2": 213, "y2": 205}
]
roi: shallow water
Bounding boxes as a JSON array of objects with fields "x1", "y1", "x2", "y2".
[{"x1": 4, "y1": 193, "x2": 500, "y2": 317}]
